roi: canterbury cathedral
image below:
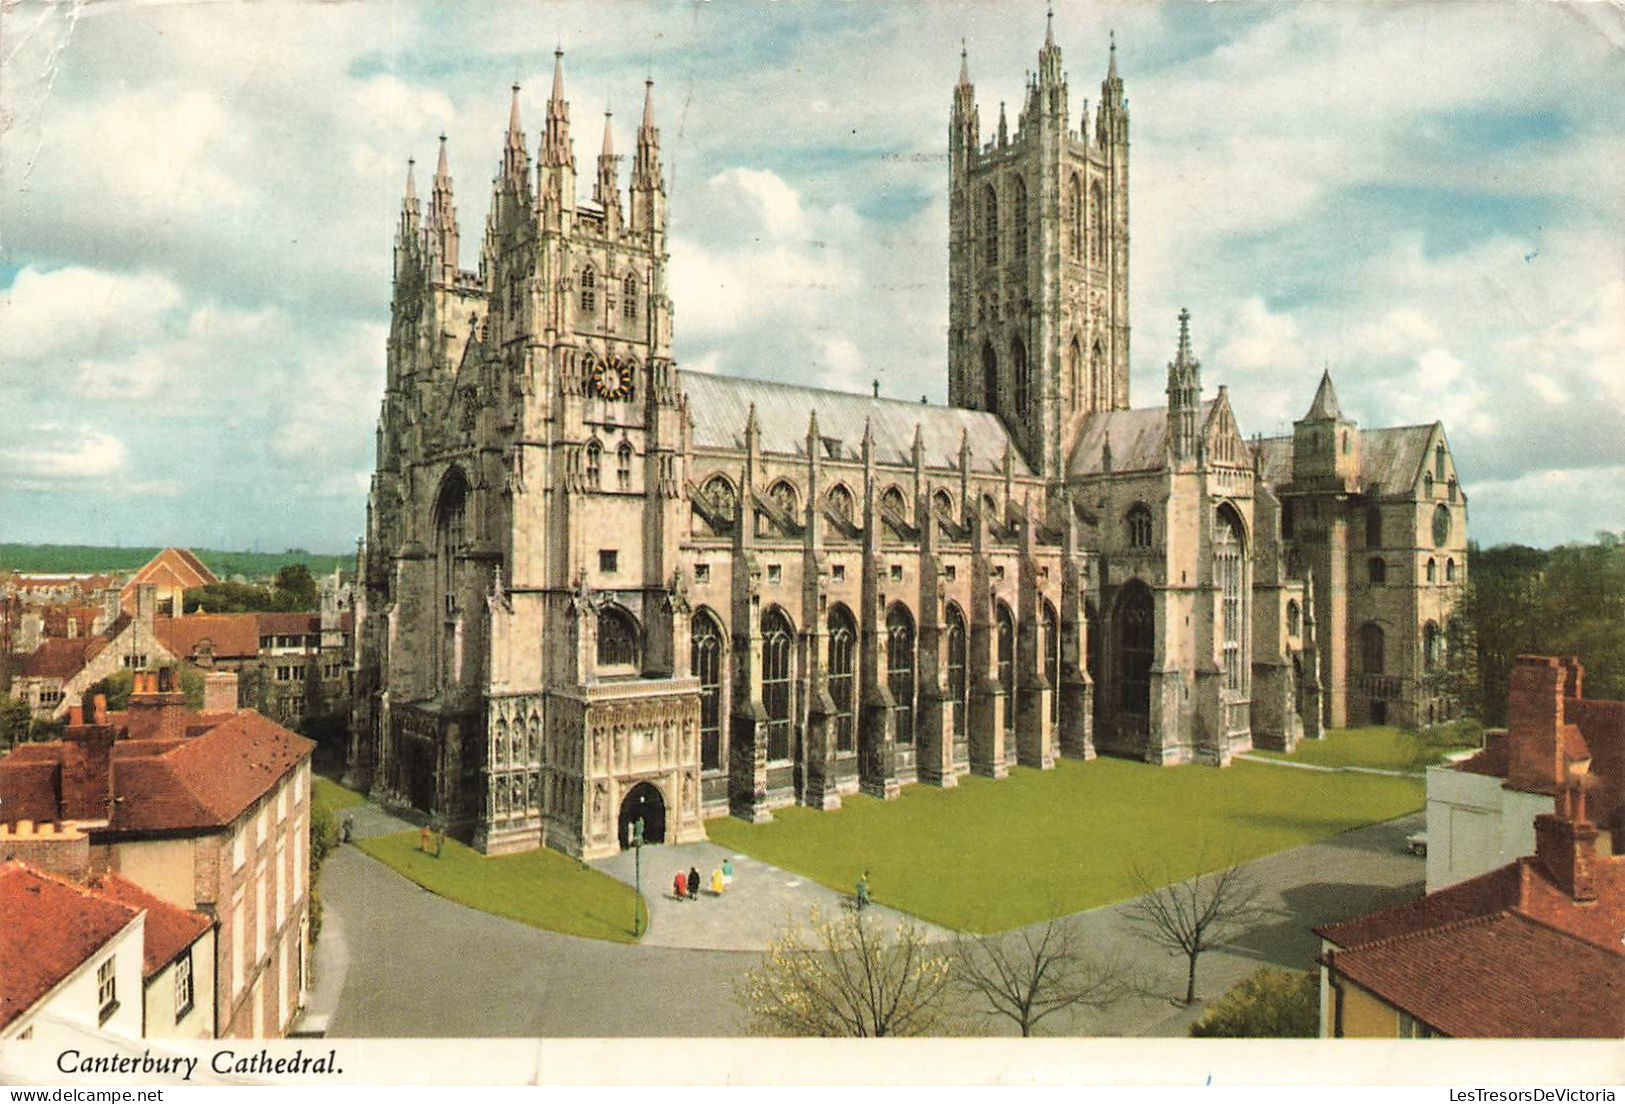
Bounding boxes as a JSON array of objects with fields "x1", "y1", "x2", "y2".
[{"x1": 349, "y1": 20, "x2": 1469, "y2": 858}]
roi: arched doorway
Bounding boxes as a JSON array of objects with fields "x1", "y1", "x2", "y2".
[{"x1": 618, "y1": 781, "x2": 666, "y2": 849}]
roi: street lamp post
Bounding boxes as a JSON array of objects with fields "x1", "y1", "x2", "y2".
[{"x1": 631, "y1": 816, "x2": 645, "y2": 937}]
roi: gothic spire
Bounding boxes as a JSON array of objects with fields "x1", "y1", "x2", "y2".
[
  {"x1": 1108, "y1": 29, "x2": 1119, "y2": 82},
  {"x1": 543, "y1": 47, "x2": 574, "y2": 168},
  {"x1": 396, "y1": 157, "x2": 421, "y2": 258},
  {"x1": 508, "y1": 82, "x2": 524, "y2": 145},
  {"x1": 601, "y1": 108, "x2": 615, "y2": 158},
  {"x1": 958, "y1": 39, "x2": 971, "y2": 88},
  {"x1": 1038, "y1": 3, "x2": 1063, "y2": 87},
  {"x1": 403, "y1": 157, "x2": 417, "y2": 206},
  {"x1": 1166, "y1": 308, "x2": 1202, "y2": 462},
  {"x1": 1304, "y1": 368, "x2": 1343, "y2": 422},
  {"x1": 1044, "y1": 4, "x2": 1055, "y2": 50},
  {"x1": 595, "y1": 108, "x2": 620, "y2": 218},
  {"x1": 427, "y1": 135, "x2": 459, "y2": 283},
  {"x1": 503, "y1": 83, "x2": 529, "y2": 191}
]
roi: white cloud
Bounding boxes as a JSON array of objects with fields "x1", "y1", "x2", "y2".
[
  {"x1": 0, "y1": 266, "x2": 184, "y2": 367},
  {"x1": 2, "y1": 427, "x2": 128, "y2": 481}
]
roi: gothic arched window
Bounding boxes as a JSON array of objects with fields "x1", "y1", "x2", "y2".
[
  {"x1": 1012, "y1": 175, "x2": 1028, "y2": 263},
  {"x1": 1126, "y1": 504, "x2": 1153, "y2": 549},
  {"x1": 1216, "y1": 505, "x2": 1247, "y2": 694},
  {"x1": 1368, "y1": 557, "x2": 1387, "y2": 585},
  {"x1": 1424, "y1": 621, "x2": 1442, "y2": 672},
  {"x1": 827, "y1": 483, "x2": 855, "y2": 524},
  {"x1": 597, "y1": 605, "x2": 641, "y2": 670},
  {"x1": 1069, "y1": 337, "x2": 1084, "y2": 406},
  {"x1": 1287, "y1": 600, "x2": 1301, "y2": 637},
  {"x1": 761, "y1": 607, "x2": 795, "y2": 761},
  {"x1": 1116, "y1": 581, "x2": 1153, "y2": 713},
  {"x1": 1089, "y1": 182, "x2": 1106, "y2": 265},
  {"x1": 768, "y1": 479, "x2": 800, "y2": 520},
  {"x1": 983, "y1": 184, "x2": 999, "y2": 265},
  {"x1": 1426, "y1": 557, "x2": 1437, "y2": 584},
  {"x1": 828, "y1": 605, "x2": 857, "y2": 754},
  {"x1": 1361, "y1": 622, "x2": 1385, "y2": 675},
  {"x1": 932, "y1": 488, "x2": 954, "y2": 521},
  {"x1": 1446, "y1": 557, "x2": 1457, "y2": 583},
  {"x1": 616, "y1": 441, "x2": 634, "y2": 491},
  {"x1": 691, "y1": 609, "x2": 725, "y2": 771},
  {"x1": 580, "y1": 266, "x2": 596, "y2": 312},
  {"x1": 1067, "y1": 174, "x2": 1082, "y2": 260},
  {"x1": 996, "y1": 601, "x2": 1015, "y2": 736},
  {"x1": 982, "y1": 342, "x2": 998, "y2": 410},
  {"x1": 945, "y1": 603, "x2": 967, "y2": 740},
  {"x1": 1042, "y1": 600, "x2": 1060, "y2": 724},
  {"x1": 623, "y1": 274, "x2": 638, "y2": 320},
  {"x1": 1091, "y1": 341, "x2": 1106, "y2": 409},
  {"x1": 1012, "y1": 337, "x2": 1030, "y2": 417},
  {"x1": 585, "y1": 440, "x2": 602, "y2": 489},
  {"x1": 882, "y1": 485, "x2": 907, "y2": 516},
  {"x1": 1366, "y1": 507, "x2": 1383, "y2": 548},
  {"x1": 886, "y1": 604, "x2": 916, "y2": 746},
  {"x1": 700, "y1": 473, "x2": 736, "y2": 536}
]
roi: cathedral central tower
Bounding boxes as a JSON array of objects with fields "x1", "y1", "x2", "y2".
[{"x1": 947, "y1": 16, "x2": 1130, "y2": 483}]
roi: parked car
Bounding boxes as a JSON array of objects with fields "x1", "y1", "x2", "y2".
[{"x1": 1406, "y1": 831, "x2": 1428, "y2": 857}]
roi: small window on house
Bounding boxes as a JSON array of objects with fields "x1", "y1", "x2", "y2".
[
  {"x1": 832, "y1": 564, "x2": 846, "y2": 582},
  {"x1": 599, "y1": 549, "x2": 618, "y2": 575},
  {"x1": 694, "y1": 564, "x2": 710, "y2": 584},
  {"x1": 174, "y1": 950, "x2": 194, "y2": 1020},
  {"x1": 944, "y1": 565, "x2": 957, "y2": 581},
  {"x1": 767, "y1": 564, "x2": 782, "y2": 584},
  {"x1": 96, "y1": 958, "x2": 117, "y2": 1025},
  {"x1": 890, "y1": 565, "x2": 903, "y2": 583}
]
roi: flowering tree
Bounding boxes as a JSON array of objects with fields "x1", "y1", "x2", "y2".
[{"x1": 736, "y1": 906, "x2": 956, "y2": 1036}]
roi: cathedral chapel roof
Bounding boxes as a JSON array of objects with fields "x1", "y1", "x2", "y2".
[
  {"x1": 678, "y1": 370, "x2": 1029, "y2": 474},
  {"x1": 1067, "y1": 401, "x2": 1217, "y2": 477},
  {"x1": 1253, "y1": 423, "x2": 1439, "y2": 496}
]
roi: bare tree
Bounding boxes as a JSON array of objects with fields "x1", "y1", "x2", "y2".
[
  {"x1": 953, "y1": 913, "x2": 1126, "y2": 1036},
  {"x1": 1124, "y1": 854, "x2": 1264, "y2": 1005},
  {"x1": 735, "y1": 906, "x2": 956, "y2": 1037}
]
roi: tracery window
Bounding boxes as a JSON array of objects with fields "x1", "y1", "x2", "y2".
[
  {"x1": 1090, "y1": 182, "x2": 1106, "y2": 265},
  {"x1": 827, "y1": 484, "x2": 855, "y2": 524},
  {"x1": 945, "y1": 604, "x2": 967, "y2": 740},
  {"x1": 597, "y1": 605, "x2": 640, "y2": 670},
  {"x1": 1012, "y1": 175, "x2": 1028, "y2": 263},
  {"x1": 1043, "y1": 600, "x2": 1060, "y2": 724},
  {"x1": 1012, "y1": 337, "x2": 1030, "y2": 417},
  {"x1": 996, "y1": 602, "x2": 1015, "y2": 736},
  {"x1": 691, "y1": 610, "x2": 724, "y2": 771},
  {"x1": 623, "y1": 274, "x2": 638, "y2": 320},
  {"x1": 932, "y1": 488, "x2": 954, "y2": 521},
  {"x1": 1067, "y1": 174, "x2": 1082, "y2": 260},
  {"x1": 882, "y1": 486, "x2": 907, "y2": 516},
  {"x1": 1126, "y1": 504, "x2": 1153, "y2": 549},
  {"x1": 1361, "y1": 622, "x2": 1385, "y2": 675},
  {"x1": 616, "y1": 441, "x2": 634, "y2": 491},
  {"x1": 982, "y1": 342, "x2": 998, "y2": 411},
  {"x1": 983, "y1": 184, "x2": 999, "y2": 265},
  {"x1": 761, "y1": 607, "x2": 795, "y2": 762},
  {"x1": 1117, "y1": 582, "x2": 1153, "y2": 713},
  {"x1": 585, "y1": 440, "x2": 602, "y2": 489},
  {"x1": 1216, "y1": 506, "x2": 1247, "y2": 694},
  {"x1": 580, "y1": 267, "x2": 596, "y2": 312},
  {"x1": 828, "y1": 606, "x2": 857, "y2": 754},
  {"x1": 1287, "y1": 600, "x2": 1301, "y2": 636},
  {"x1": 886, "y1": 604, "x2": 916, "y2": 746}
]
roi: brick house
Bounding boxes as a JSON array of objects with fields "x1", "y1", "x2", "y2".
[{"x1": 0, "y1": 673, "x2": 314, "y2": 1038}]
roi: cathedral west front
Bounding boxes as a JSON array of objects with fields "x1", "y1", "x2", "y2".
[{"x1": 349, "y1": 19, "x2": 1469, "y2": 858}]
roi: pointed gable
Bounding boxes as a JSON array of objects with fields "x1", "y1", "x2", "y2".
[{"x1": 1303, "y1": 369, "x2": 1343, "y2": 421}]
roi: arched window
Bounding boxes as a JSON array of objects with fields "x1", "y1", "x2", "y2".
[
  {"x1": 623, "y1": 274, "x2": 638, "y2": 320},
  {"x1": 1012, "y1": 337, "x2": 1029, "y2": 417},
  {"x1": 691, "y1": 610, "x2": 725, "y2": 771},
  {"x1": 1424, "y1": 621, "x2": 1442, "y2": 672},
  {"x1": 945, "y1": 603, "x2": 967, "y2": 740},
  {"x1": 1435, "y1": 444, "x2": 1446, "y2": 479},
  {"x1": 1368, "y1": 557, "x2": 1387, "y2": 585},
  {"x1": 996, "y1": 602, "x2": 1015, "y2": 736},
  {"x1": 1091, "y1": 341, "x2": 1106, "y2": 410},
  {"x1": 1117, "y1": 581, "x2": 1153, "y2": 713},
  {"x1": 1432, "y1": 505, "x2": 1452, "y2": 548},
  {"x1": 1085, "y1": 600, "x2": 1102, "y2": 725},
  {"x1": 585, "y1": 440, "x2": 602, "y2": 489},
  {"x1": 1426, "y1": 558, "x2": 1437, "y2": 583},
  {"x1": 1043, "y1": 600, "x2": 1060, "y2": 725},
  {"x1": 1067, "y1": 173, "x2": 1082, "y2": 259},
  {"x1": 827, "y1": 605, "x2": 857, "y2": 754},
  {"x1": 827, "y1": 483, "x2": 855, "y2": 524},
  {"x1": 886, "y1": 604, "x2": 916, "y2": 746},
  {"x1": 1446, "y1": 557, "x2": 1456, "y2": 582},
  {"x1": 1447, "y1": 478, "x2": 1458, "y2": 503},
  {"x1": 1423, "y1": 473, "x2": 1435, "y2": 496},
  {"x1": 435, "y1": 469, "x2": 468, "y2": 641},
  {"x1": 701, "y1": 474, "x2": 736, "y2": 531},
  {"x1": 761, "y1": 607, "x2": 794, "y2": 762},
  {"x1": 1287, "y1": 600, "x2": 1301, "y2": 637},
  {"x1": 1215, "y1": 505, "x2": 1247, "y2": 694},
  {"x1": 932, "y1": 488, "x2": 954, "y2": 521},
  {"x1": 597, "y1": 605, "x2": 641, "y2": 670},
  {"x1": 1361, "y1": 622, "x2": 1385, "y2": 675},
  {"x1": 768, "y1": 479, "x2": 800, "y2": 520},
  {"x1": 1069, "y1": 337, "x2": 1084, "y2": 406},
  {"x1": 983, "y1": 184, "x2": 999, "y2": 265},
  {"x1": 616, "y1": 441, "x2": 634, "y2": 491},
  {"x1": 580, "y1": 267, "x2": 596, "y2": 312},
  {"x1": 1126, "y1": 504, "x2": 1153, "y2": 549},
  {"x1": 982, "y1": 342, "x2": 998, "y2": 410},
  {"x1": 983, "y1": 493, "x2": 1002, "y2": 527},
  {"x1": 1089, "y1": 182, "x2": 1106, "y2": 265},
  {"x1": 1012, "y1": 175, "x2": 1028, "y2": 263},
  {"x1": 1366, "y1": 507, "x2": 1382, "y2": 547},
  {"x1": 493, "y1": 721, "x2": 507, "y2": 769},
  {"x1": 882, "y1": 485, "x2": 907, "y2": 516}
]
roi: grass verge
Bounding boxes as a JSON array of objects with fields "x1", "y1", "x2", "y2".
[
  {"x1": 706, "y1": 756, "x2": 1423, "y2": 933},
  {"x1": 1250, "y1": 722, "x2": 1482, "y2": 772},
  {"x1": 313, "y1": 775, "x2": 367, "y2": 819},
  {"x1": 354, "y1": 830, "x2": 645, "y2": 944}
]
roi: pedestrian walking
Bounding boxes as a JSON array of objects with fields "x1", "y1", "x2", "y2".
[
  {"x1": 419, "y1": 825, "x2": 431, "y2": 853},
  {"x1": 855, "y1": 870, "x2": 870, "y2": 911},
  {"x1": 688, "y1": 866, "x2": 701, "y2": 902},
  {"x1": 711, "y1": 867, "x2": 725, "y2": 896},
  {"x1": 722, "y1": 857, "x2": 734, "y2": 887},
  {"x1": 673, "y1": 871, "x2": 687, "y2": 901}
]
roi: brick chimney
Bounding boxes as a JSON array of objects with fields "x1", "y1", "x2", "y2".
[
  {"x1": 60, "y1": 705, "x2": 117, "y2": 822},
  {"x1": 128, "y1": 666, "x2": 188, "y2": 740},
  {"x1": 203, "y1": 670, "x2": 240, "y2": 713},
  {"x1": 1507, "y1": 656, "x2": 1575, "y2": 793},
  {"x1": 1534, "y1": 782, "x2": 1599, "y2": 902}
]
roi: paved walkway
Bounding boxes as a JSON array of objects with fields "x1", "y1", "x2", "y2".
[
  {"x1": 309, "y1": 801, "x2": 1427, "y2": 1037},
  {"x1": 591, "y1": 841, "x2": 950, "y2": 950},
  {"x1": 1235, "y1": 752, "x2": 1422, "y2": 779}
]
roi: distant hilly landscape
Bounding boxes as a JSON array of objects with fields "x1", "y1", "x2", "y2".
[{"x1": 0, "y1": 543, "x2": 351, "y2": 580}]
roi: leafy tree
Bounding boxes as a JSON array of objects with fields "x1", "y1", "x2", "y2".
[
  {"x1": 736, "y1": 907, "x2": 957, "y2": 1036},
  {"x1": 952, "y1": 912, "x2": 1125, "y2": 1036},
  {"x1": 1125, "y1": 852, "x2": 1265, "y2": 1005},
  {"x1": 272, "y1": 564, "x2": 318, "y2": 611},
  {"x1": 0, "y1": 694, "x2": 34, "y2": 751},
  {"x1": 186, "y1": 581, "x2": 276, "y2": 613},
  {"x1": 1189, "y1": 968, "x2": 1318, "y2": 1037}
]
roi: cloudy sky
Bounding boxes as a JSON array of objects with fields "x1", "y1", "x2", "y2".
[{"x1": 1, "y1": 0, "x2": 1621, "y2": 553}]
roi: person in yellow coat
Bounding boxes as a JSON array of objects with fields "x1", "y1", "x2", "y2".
[{"x1": 711, "y1": 867, "x2": 725, "y2": 896}]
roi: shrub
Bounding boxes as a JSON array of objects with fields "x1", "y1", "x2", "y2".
[{"x1": 1189, "y1": 967, "x2": 1318, "y2": 1037}]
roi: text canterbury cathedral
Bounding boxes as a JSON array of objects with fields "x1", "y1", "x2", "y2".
[{"x1": 349, "y1": 19, "x2": 1469, "y2": 857}]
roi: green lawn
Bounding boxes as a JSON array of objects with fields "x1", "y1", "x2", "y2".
[
  {"x1": 1251, "y1": 723, "x2": 1483, "y2": 773},
  {"x1": 312, "y1": 775, "x2": 367, "y2": 818},
  {"x1": 706, "y1": 757, "x2": 1424, "y2": 934},
  {"x1": 355, "y1": 830, "x2": 645, "y2": 944}
]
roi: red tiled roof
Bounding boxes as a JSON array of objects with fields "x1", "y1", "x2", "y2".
[
  {"x1": 121, "y1": 549, "x2": 218, "y2": 600},
  {"x1": 0, "y1": 711, "x2": 314, "y2": 835},
  {"x1": 256, "y1": 612, "x2": 321, "y2": 635},
  {"x1": 153, "y1": 613, "x2": 261, "y2": 661},
  {"x1": 0, "y1": 862, "x2": 139, "y2": 1031},
  {"x1": 1318, "y1": 863, "x2": 1523, "y2": 948},
  {"x1": 1331, "y1": 911, "x2": 1625, "y2": 1038},
  {"x1": 21, "y1": 636, "x2": 107, "y2": 680},
  {"x1": 83, "y1": 873, "x2": 212, "y2": 976}
]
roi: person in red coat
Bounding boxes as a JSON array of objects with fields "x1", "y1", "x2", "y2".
[{"x1": 673, "y1": 871, "x2": 687, "y2": 900}]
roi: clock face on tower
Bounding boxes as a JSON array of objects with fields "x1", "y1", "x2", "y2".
[{"x1": 592, "y1": 360, "x2": 635, "y2": 401}]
